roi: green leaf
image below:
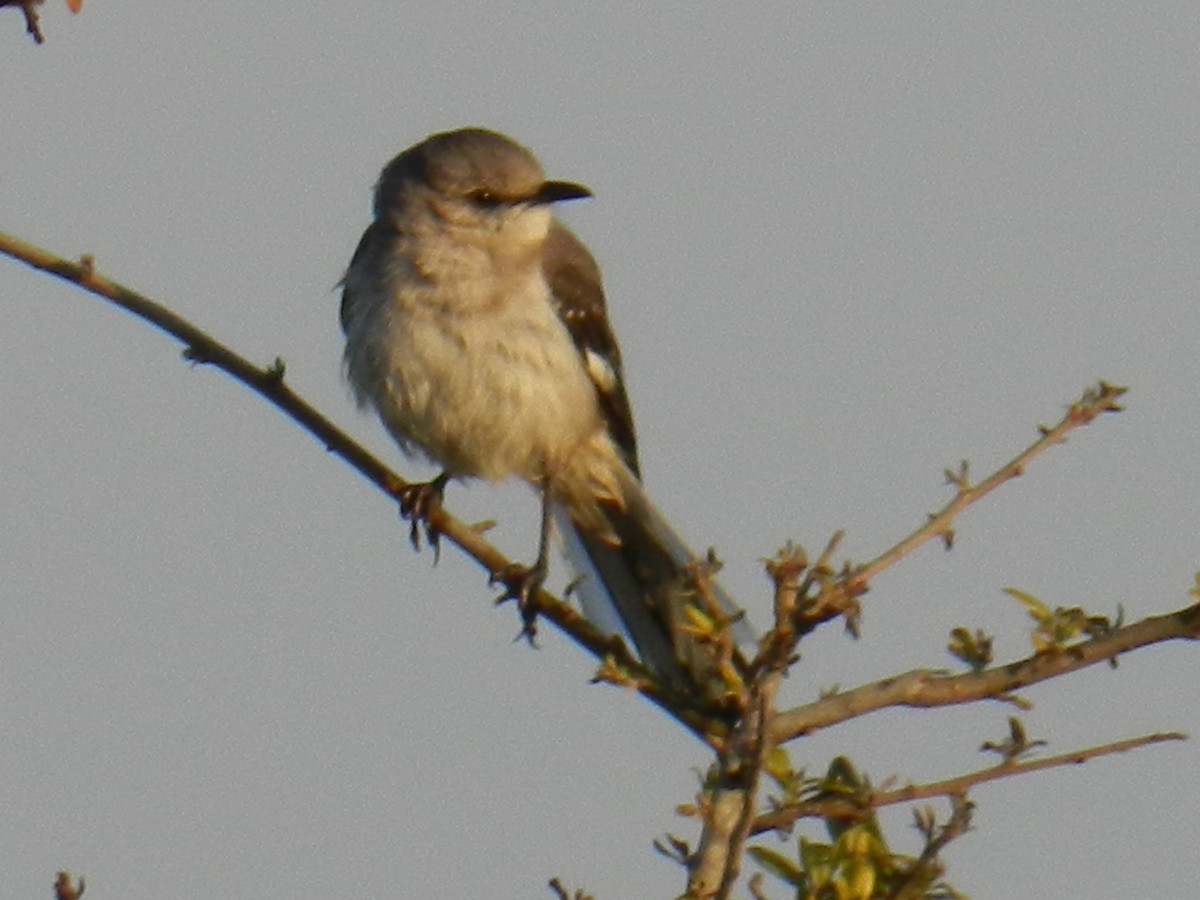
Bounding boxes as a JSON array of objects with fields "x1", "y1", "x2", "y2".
[
  {"x1": 748, "y1": 844, "x2": 805, "y2": 887},
  {"x1": 799, "y1": 835, "x2": 834, "y2": 871},
  {"x1": 764, "y1": 746, "x2": 794, "y2": 786},
  {"x1": 948, "y1": 626, "x2": 993, "y2": 671},
  {"x1": 1003, "y1": 587, "x2": 1051, "y2": 623}
]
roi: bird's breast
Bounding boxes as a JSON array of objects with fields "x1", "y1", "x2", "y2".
[{"x1": 355, "y1": 267, "x2": 606, "y2": 483}]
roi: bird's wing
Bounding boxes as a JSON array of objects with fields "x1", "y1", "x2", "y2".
[
  {"x1": 338, "y1": 220, "x2": 392, "y2": 336},
  {"x1": 542, "y1": 219, "x2": 640, "y2": 476}
]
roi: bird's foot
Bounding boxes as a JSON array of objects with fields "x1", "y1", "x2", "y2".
[
  {"x1": 394, "y1": 472, "x2": 450, "y2": 555},
  {"x1": 492, "y1": 560, "x2": 548, "y2": 646}
]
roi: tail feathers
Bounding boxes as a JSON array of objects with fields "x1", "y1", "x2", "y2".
[
  {"x1": 618, "y1": 477, "x2": 756, "y2": 648},
  {"x1": 553, "y1": 475, "x2": 753, "y2": 695}
]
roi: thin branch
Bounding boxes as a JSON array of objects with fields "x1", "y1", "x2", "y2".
[
  {"x1": 688, "y1": 673, "x2": 780, "y2": 899},
  {"x1": 688, "y1": 549, "x2": 808, "y2": 897},
  {"x1": 751, "y1": 731, "x2": 1184, "y2": 835},
  {"x1": 893, "y1": 793, "x2": 973, "y2": 900},
  {"x1": 752, "y1": 543, "x2": 807, "y2": 675},
  {"x1": 771, "y1": 603, "x2": 1200, "y2": 745},
  {"x1": 0, "y1": 230, "x2": 743, "y2": 740},
  {"x1": 795, "y1": 381, "x2": 1126, "y2": 633}
]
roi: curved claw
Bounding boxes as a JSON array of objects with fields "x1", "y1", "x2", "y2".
[
  {"x1": 492, "y1": 560, "x2": 548, "y2": 646},
  {"x1": 395, "y1": 472, "x2": 450, "y2": 555}
]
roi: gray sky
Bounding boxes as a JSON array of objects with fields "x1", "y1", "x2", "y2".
[{"x1": 2, "y1": 3, "x2": 1197, "y2": 897}]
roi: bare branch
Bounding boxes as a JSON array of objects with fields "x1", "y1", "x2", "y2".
[
  {"x1": 687, "y1": 675, "x2": 779, "y2": 898},
  {"x1": 772, "y1": 603, "x2": 1200, "y2": 745},
  {"x1": 686, "y1": 662, "x2": 787, "y2": 900},
  {"x1": 795, "y1": 381, "x2": 1126, "y2": 634},
  {"x1": 0, "y1": 230, "x2": 745, "y2": 739},
  {"x1": 892, "y1": 794, "x2": 973, "y2": 900},
  {"x1": 752, "y1": 731, "x2": 1184, "y2": 835},
  {"x1": 751, "y1": 544, "x2": 807, "y2": 677}
]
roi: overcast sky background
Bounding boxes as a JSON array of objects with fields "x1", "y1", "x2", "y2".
[{"x1": 2, "y1": 3, "x2": 1198, "y2": 898}]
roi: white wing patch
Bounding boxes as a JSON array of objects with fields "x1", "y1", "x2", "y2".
[{"x1": 583, "y1": 347, "x2": 619, "y2": 395}]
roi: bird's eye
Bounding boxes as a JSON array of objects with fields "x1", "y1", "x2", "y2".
[{"x1": 467, "y1": 189, "x2": 507, "y2": 208}]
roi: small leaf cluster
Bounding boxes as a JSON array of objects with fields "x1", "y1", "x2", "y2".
[
  {"x1": 750, "y1": 756, "x2": 965, "y2": 899},
  {"x1": 1004, "y1": 588, "x2": 1122, "y2": 657}
]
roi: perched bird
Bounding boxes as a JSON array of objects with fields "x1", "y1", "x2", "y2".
[{"x1": 340, "y1": 127, "x2": 750, "y2": 698}]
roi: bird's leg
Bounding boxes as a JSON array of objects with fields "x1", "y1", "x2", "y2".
[
  {"x1": 493, "y1": 480, "x2": 554, "y2": 645},
  {"x1": 395, "y1": 471, "x2": 450, "y2": 555}
]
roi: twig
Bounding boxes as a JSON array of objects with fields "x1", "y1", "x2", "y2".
[
  {"x1": 796, "y1": 382, "x2": 1126, "y2": 633},
  {"x1": 771, "y1": 603, "x2": 1200, "y2": 744},
  {"x1": 892, "y1": 793, "x2": 973, "y2": 900},
  {"x1": 751, "y1": 730, "x2": 1184, "y2": 834},
  {"x1": 688, "y1": 673, "x2": 779, "y2": 898}
]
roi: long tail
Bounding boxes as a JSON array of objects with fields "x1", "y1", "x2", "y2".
[{"x1": 554, "y1": 470, "x2": 754, "y2": 695}]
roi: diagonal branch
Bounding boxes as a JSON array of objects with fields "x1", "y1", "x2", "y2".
[
  {"x1": 795, "y1": 381, "x2": 1126, "y2": 633},
  {"x1": 0, "y1": 229, "x2": 740, "y2": 736},
  {"x1": 751, "y1": 730, "x2": 1185, "y2": 835},
  {"x1": 771, "y1": 603, "x2": 1200, "y2": 745}
]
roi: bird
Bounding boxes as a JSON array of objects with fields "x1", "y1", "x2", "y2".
[{"x1": 339, "y1": 126, "x2": 751, "y2": 701}]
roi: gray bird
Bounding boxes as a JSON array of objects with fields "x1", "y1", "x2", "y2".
[{"x1": 340, "y1": 127, "x2": 751, "y2": 700}]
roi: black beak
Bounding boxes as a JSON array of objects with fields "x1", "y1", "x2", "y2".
[{"x1": 533, "y1": 180, "x2": 592, "y2": 204}]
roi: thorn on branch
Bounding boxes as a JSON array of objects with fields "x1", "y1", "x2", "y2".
[
  {"x1": 264, "y1": 356, "x2": 287, "y2": 384},
  {"x1": 997, "y1": 691, "x2": 1034, "y2": 711},
  {"x1": 943, "y1": 459, "x2": 971, "y2": 491},
  {"x1": 927, "y1": 512, "x2": 955, "y2": 550},
  {"x1": 653, "y1": 833, "x2": 692, "y2": 866},
  {"x1": 182, "y1": 345, "x2": 212, "y2": 366},
  {"x1": 842, "y1": 597, "x2": 863, "y2": 639}
]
